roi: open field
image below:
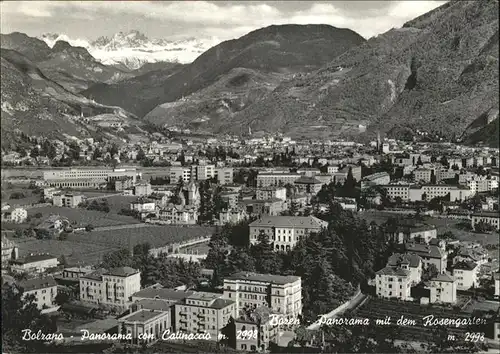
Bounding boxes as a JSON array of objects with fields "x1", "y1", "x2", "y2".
[
  {"x1": 353, "y1": 297, "x2": 474, "y2": 343},
  {"x1": 26, "y1": 205, "x2": 140, "y2": 227},
  {"x1": 15, "y1": 237, "x2": 120, "y2": 265},
  {"x1": 68, "y1": 225, "x2": 215, "y2": 249}
]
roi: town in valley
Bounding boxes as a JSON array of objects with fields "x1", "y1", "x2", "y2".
[{"x1": 1, "y1": 1, "x2": 499, "y2": 353}]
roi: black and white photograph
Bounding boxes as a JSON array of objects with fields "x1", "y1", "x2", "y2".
[{"x1": 0, "y1": 0, "x2": 499, "y2": 353}]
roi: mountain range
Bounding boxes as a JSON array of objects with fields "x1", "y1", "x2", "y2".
[
  {"x1": 142, "y1": 0, "x2": 498, "y2": 146},
  {"x1": 1, "y1": 0, "x2": 498, "y2": 147},
  {"x1": 40, "y1": 30, "x2": 221, "y2": 70}
]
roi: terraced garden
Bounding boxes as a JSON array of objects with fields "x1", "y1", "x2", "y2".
[{"x1": 353, "y1": 297, "x2": 480, "y2": 343}]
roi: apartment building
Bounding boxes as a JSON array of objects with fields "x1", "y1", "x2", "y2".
[
  {"x1": 465, "y1": 176, "x2": 498, "y2": 194},
  {"x1": 375, "y1": 267, "x2": 412, "y2": 300},
  {"x1": 452, "y1": 261, "x2": 479, "y2": 291},
  {"x1": 215, "y1": 167, "x2": 234, "y2": 185},
  {"x1": 388, "y1": 224, "x2": 437, "y2": 244},
  {"x1": 220, "y1": 191, "x2": 240, "y2": 209},
  {"x1": 130, "y1": 200, "x2": 156, "y2": 213},
  {"x1": 240, "y1": 199, "x2": 287, "y2": 217},
  {"x1": 10, "y1": 253, "x2": 58, "y2": 274},
  {"x1": 158, "y1": 206, "x2": 198, "y2": 225},
  {"x1": 256, "y1": 187, "x2": 287, "y2": 201},
  {"x1": 471, "y1": 211, "x2": 500, "y2": 231},
  {"x1": 386, "y1": 253, "x2": 422, "y2": 285},
  {"x1": 52, "y1": 193, "x2": 84, "y2": 208},
  {"x1": 219, "y1": 209, "x2": 248, "y2": 225},
  {"x1": 119, "y1": 309, "x2": 170, "y2": 345},
  {"x1": 174, "y1": 292, "x2": 236, "y2": 340},
  {"x1": 294, "y1": 176, "x2": 323, "y2": 195},
  {"x1": 43, "y1": 187, "x2": 61, "y2": 201},
  {"x1": 249, "y1": 216, "x2": 328, "y2": 251},
  {"x1": 413, "y1": 168, "x2": 432, "y2": 183},
  {"x1": 223, "y1": 272, "x2": 302, "y2": 320},
  {"x1": 404, "y1": 243, "x2": 447, "y2": 273},
  {"x1": 360, "y1": 172, "x2": 390, "y2": 190},
  {"x1": 234, "y1": 307, "x2": 279, "y2": 352},
  {"x1": 80, "y1": 267, "x2": 141, "y2": 308},
  {"x1": 135, "y1": 183, "x2": 152, "y2": 197},
  {"x1": 381, "y1": 184, "x2": 411, "y2": 200},
  {"x1": 256, "y1": 172, "x2": 301, "y2": 187},
  {"x1": 62, "y1": 266, "x2": 93, "y2": 280},
  {"x1": 428, "y1": 273, "x2": 457, "y2": 304},
  {"x1": 19, "y1": 276, "x2": 58, "y2": 310},
  {"x1": 169, "y1": 165, "x2": 216, "y2": 183}
]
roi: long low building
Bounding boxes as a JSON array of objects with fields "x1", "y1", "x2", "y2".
[
  {"x1": 471, "y1": 211, "x2": 500, "y2": 231},
  {"x1": 43, "y1": 168, "x2": 140, "y2": 188},
  {"x1": 249, "y1": 215, "x2": 328, "y2": 251}
]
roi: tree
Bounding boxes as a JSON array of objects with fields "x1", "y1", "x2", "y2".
[
  {"x1": 85, "y1": 224, "x2": 94, "y2": 232},
  {"x1": 101, "y1": 249, "x2": 132, "y2": 269},
  {"x1": 422, "y1": 264, "x2": 439, "y2": 281},
  {"x1": 417, "y1": 156, "x2": 423, "y2": 166},
  {"x1": 430, "y1": 169, "x2": 437, "y2": 184},
  {"x1": 2, "y1": 283, "x2": 58, "y2": 352},
  {"x1": 250, "y1": 231, "x2": 282, "y2": 274}
]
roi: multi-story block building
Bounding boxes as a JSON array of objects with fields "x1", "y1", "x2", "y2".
[
  {"x1": 52, "y1": 193, "x2": 84, "y2": 208},
  {"x1": 428, "y1": 273, "x2": 457, "y2": 304},
  {"x1": 79, "y1": 267, "x2": 141, "y2": 308},
  {"x1": 374, "y1": 267, "x2": 412, "y2": 300},
  {"x1": 223, "y1": 272, "x2": 302, "y2": 320},
  {"x1": 413, "y1": 168, "x2": 432, "y2": 183},
  {"x1": 234, "y1": 307, "x2": 279, "y2": 352},
  {"x1": 294, "y1": 176, "x2": 323, "y2": 195},
  {"x1": 256, "y1": 187, "x2": 287, "y2": 201},
  {"x1": 386, "y1": 253, "x2": 422, "y2": 285},
  {"x1": 134, "y1": 183, "x2": 152, "y2": 197},
  {"x1": 174, "y1": 292, "x2": 236, "y2": 340},
  {"x1": 471, "y1": 211, "x2": 500, "y2": 231},
  {"x1": 158, "y1": 206, "x2": 198, "y2": 225},
  {"x1": 452, "y1": 261, "x2": 479, "y2": 291},
  {"x1": 220, "y1": 191, "x2": 240, "y2": 209},
  {"x1": 10, "y1": 253, "x2": 58, "y2": 274},
  {"x1": 169, "y1": 165, "x2": 217, "y2": 183},
  {"x1": 256, "y1": 172, "x2": 301, "y2": 187},
  {"x1": 215, "y1": 167, "x2": 234, "y2": 185},
  {"x1": 20, "y1": 276, "x2": 58, "y2": 310},
  {"x1": 43, "y1": 168, "x2": 139, "y2": 188},
  {"x1": 114, "y1": 177, "x2": 135, "y2": 192},
  {"x1": 465, "y1": 176, "x2": 498, "y2": 194},
  {"x1": 381, "y1": 184, "x2": 410, "y2": 200},
  {"x1": 249, "y1": 216, "x2": 328, "y2": 251},
  {"x1": 361, "y1": 172, "x2": 391, "y2": 190},
  {"x1": 404, "y1": 243, "x2": 447, "y2": 273},
  {"x1": 119, "y1": 309, "x2": 170, "y2": 345},
  {"x1": 388, "y1": 223, "x2": 437, "y2": 244}
]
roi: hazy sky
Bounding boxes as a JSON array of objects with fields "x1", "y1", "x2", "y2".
[{"x1": 1, "y1": 1, "x2": 446, "y2": 41}]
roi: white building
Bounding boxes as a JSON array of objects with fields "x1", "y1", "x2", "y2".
[
  {"x1": 53, "y1": 194, "x2": 84, "y2": 208},
  {"x1": 386, "y1": 253, "x2": 422, "y2": 285},
  {"x1": 428, "y1": 273, "x2": 457, "y2": 304},
  {"x1": 223, "y1": 272, "x2": 302, "y2": 320},
  {"x1": 20, "y1": 276, "x2": 58, "y2": 311},
  {"x1": 471, "y1": 211, "x2": 500, "y2": 231},
  {"x1": 375, "y1": 267, "x2": 412, "y2": 300},
  {"x1": 10, "y1": 254, "x2": 58, "y2": 274},
  {"x1": 361, "y1": 172, "x2": 390, "y2": 190},
  {"x1": 494, "y1": 273, "x2": 499, "y2": 299},
  {"x1": 256, "y1": 187, "x2": 287, "y2": 201},
  {"x1": 452, "y1": 261, "x2": 479, "y2": 291},
  {"x1": 130, "y1": 200, "x2": 156, "y2": 213},
  {"x1": 80, "y1": 267, "x2": 141, "y2": 308},
  {"x1": 174, "y1": 292, "x2": 236, "y2": 340},
  {"x1": 249, "y1": 216, "x2": 328, "y2": 252}
]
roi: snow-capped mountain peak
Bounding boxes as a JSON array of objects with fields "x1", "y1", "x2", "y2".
[{"x1": 39, "y1": 30, "x2": 221, "y2": 69}]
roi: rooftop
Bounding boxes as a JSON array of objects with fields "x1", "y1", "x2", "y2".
[
  {"x1": 294, "y1": 176, "x2": 323, "y2": 185},
  {"x1": 132, "y1": 288, "x2": 195, "y2": 301},
  {"x1": 121, "y1": 309, "x2": 166, "y2": 323},
  {"x1": 453, "y1": 261, "x2": 478, "y2": 271},
  {"x1": 225, "y1": 272, "x2": 301, "y2": 285},
  {"x1": 104, "y1": 267, "x2": 139, "y2": 277},
  {"x1": 471, "y1": 211, "x2": 499, "y2": 218},
  {"x1": 11, "y1": 253, "x2": 57, "y2": 265},
  {"x1": 404, "y1": 243, "x2": 444, "y2": 259},
  {"x1": 20, "y1": 276, "x2": 57, "y2": 291},
  {"x1": 387, "y1": 253, "x2": 421, "y2": 268},
  {"x1": 431, "y1": 273, "x2": 455, "y2": 283},
  {"x1": 375, "y1": 267, "x2": 410, "y2": 277},
  {"x1": 250, "y1": 215, "x2": 327, "y2": 229}
]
